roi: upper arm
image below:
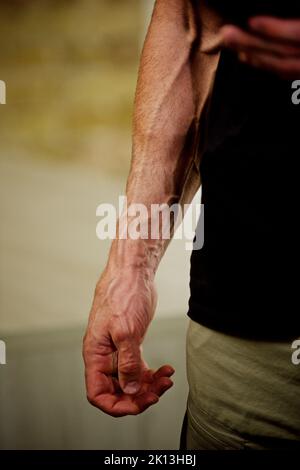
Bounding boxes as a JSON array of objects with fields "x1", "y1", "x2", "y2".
[
  {"x1": 133, "y1": 0, "x2": 198, "y2": 140},
  {"x1": 131, "y1": 0, "x2": 223, "y2": 203},
  {"x1": 134, "y1": 0, "x2": 223, "y2": 134}
]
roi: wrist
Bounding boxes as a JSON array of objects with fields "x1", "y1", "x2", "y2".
[{"x1": 107, "y1": 238, "x2": 159, "y2": 281}]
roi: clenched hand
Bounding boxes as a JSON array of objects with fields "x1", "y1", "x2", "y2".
[{"x1": 83, "y1": 266, "x2": 174, "y2": 417}]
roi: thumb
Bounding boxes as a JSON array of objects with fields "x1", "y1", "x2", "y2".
[{"x1": 117, "y1": 340, "x2": 143, "y2": 395}]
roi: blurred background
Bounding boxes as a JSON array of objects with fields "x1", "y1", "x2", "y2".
[{"x1": 0, "y1": 0, "x2": 199, "y2": 449}]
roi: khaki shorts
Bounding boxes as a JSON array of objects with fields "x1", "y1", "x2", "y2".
[{"x1": 182, "y1": 319, "x2": 300, "y2": 450}]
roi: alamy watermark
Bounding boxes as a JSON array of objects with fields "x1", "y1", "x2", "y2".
[
  {"x1": 96, "y1": 196, "x2": 204, "y2": 251},
  {"x1": 291, "y1": 340, "x2": 300, "y2": 366},
  {"x1": 291, "y1": 80, "x2": 300, "y2": 105},
  {"x1": 0, "y1": 340, "x2": 6, "y2": 365},
  {"x1": 0, "y1": 80, "x2": 6, "y2": 104}
]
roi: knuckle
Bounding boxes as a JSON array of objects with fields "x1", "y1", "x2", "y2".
[
  {"x1": 82, "y1": 334, "x2": 89, "y2": 354},
  {"x1": 160, "y1": 377, "x2": 172, "y2": 389},
  {"x1": 86, "y1": 393, "x2": 97, "y2": 407},
  {"x1": 112, "y1": 329, "x2": 128, "y2": 344},
  {"x1": 82, "y1": 342, "x2": 94, "y2": 362},
  {"x1": 279, "y1": 63, "x2": 300, "y2": 79},
  {"x1": 119, "y1": 358, "x2": 140, "y2": 375},
  {"x1": 111, "y1": 323, "x2": 136, "y2": 344}
]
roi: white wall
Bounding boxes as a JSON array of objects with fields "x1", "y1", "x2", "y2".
[{"x1": 0, "y1": 155, "x2": 199, "y2": 334}]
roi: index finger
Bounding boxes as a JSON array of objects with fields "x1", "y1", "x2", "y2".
[
  {"x1": 85, "y1": 362, "x2": 114, "y2": 401},
  {"x1": 221, "y1": 25, "x2": 300, "y2": 56}
]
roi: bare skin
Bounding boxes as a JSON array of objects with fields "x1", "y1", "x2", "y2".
[
  {"x1": 83, "y1": 0, "x2": 300, "y2": 417},
  {"x1": 221, "y1": 17, "x2": 300, "y2": 79}
]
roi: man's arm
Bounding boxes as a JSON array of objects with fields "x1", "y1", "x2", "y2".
[{"x1": 83, "y1": 0, "x2": 221, "y2": 417}]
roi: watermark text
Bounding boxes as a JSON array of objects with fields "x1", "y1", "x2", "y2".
[
  {"x1": 291, "y1": 80, "x2": 300, "y2": 105},
  {"x1": 96, "y1": 196, "x2": 204, "y2": 251},
  {"x1": 0, "y1": 340, "x2": 6, "y2": 365},
  {"x1": 0, "y1": 80, "x2": 6, "y2": 104}
]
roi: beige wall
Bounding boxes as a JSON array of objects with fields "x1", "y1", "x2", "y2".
[
  {"x1": 0, "y1": 0, "x2": 194, "y2": 450},
  {"x1": 0, "y1": 318, "x2": 189, "y2": 450}
]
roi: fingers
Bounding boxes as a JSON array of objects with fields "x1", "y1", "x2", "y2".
[
  {"x1": 149, "y1": 365, "x2": 174, "y2": 396},
  {"x1": 86, "y1": 388, "x2": 160, "y2": 418},
  {"x1": 132, "y1": 366, "x2": 175, "y2": 411},
  {"x1": 221, "y1": 20, "x2": 300, "y2": 78},
  {"x1": 238, "y1": 50, "x2": 300, "y2": 79},
  {"x1": 110, "y1": 371, "x2": 174, "y2": 417},
  {"x1": 151, "y1": 376, "x2": 174, "y2": 396},
  {"x1": 133, "y1": 392, "x2": 159, "y2": 414},
  {"x1": 117, "y1": 340, "x2": 143, "y2": 395},
  {"x1": 85, "y1": 360, "x2": 113, "y2": 396},
  {"x1": 111, "y1": 392, "x2": 160, "y2": 417},
  {"x1": 221, "y1": 25, "x2": 300, "y2": 57},
  {"x1": 85, "y1": 362, "x2": 175, "y2": 417},
  {"x1": 249, "y1": 17, "x2": 300, "y2": 45},
  {"x1": 153, "y1": 364, "x2": 175, "y2": 379}
]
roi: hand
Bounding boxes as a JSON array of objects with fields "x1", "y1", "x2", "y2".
[
  {"x1": 221, "y1": 17, "x2": 300, "y2": 79},
  {"x1": 83, "y1": 266, "x2": 174, "y2": 417}
]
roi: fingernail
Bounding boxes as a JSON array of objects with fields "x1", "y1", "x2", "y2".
[
  {"x1": 124, "y1": 382, "x2": 140, "y2": 394},
  {"x1": 166, "y1": 366, "x2": 175, "y2": 376},
  {"x1": 149, "y1": 396, "x2": 159, "y2": 405},
  {"x1": 221, "y1": 26, "x2": 238, "y2": 43}
]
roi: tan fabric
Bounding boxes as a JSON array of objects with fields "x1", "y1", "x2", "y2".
[
  {"x1": 183, "y1": 2, "x2": 300, "y2": 450},
  {"x1": 186, "y1": 319, "x2": 300, "y2": 444}
]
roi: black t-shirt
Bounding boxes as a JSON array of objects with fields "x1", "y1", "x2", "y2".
[
  {"x1": 206, "y1": 0, "x2": 300, "y2": 25},
  {"x1": 188, "y1": 49, "x2": 300, "y2": 339}
]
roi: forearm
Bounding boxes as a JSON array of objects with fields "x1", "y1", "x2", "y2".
[{"x1": 107, "y1": 0, "x2": 222, "y2": 277}]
